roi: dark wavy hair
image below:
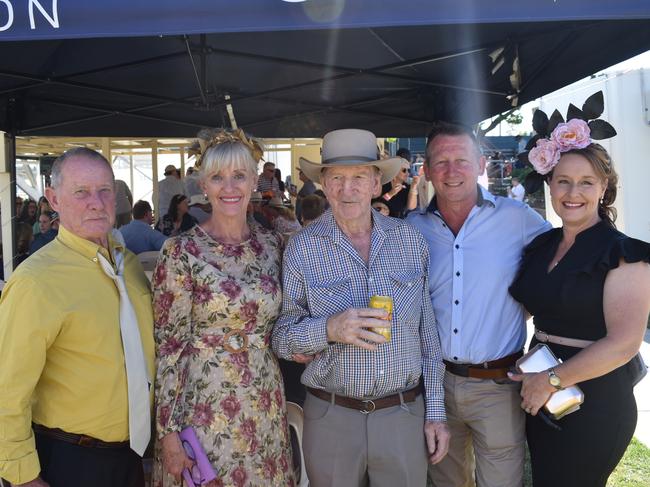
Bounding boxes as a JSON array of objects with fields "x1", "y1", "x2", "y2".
[
  {"x1": 167, "y1": 194, "x2": 188, "y2": 221},
  {"x1": 552, "y1": 143, "x2": 618, "y2": 227},
  {"x1": 19, "y1": 199, "x2": 38, "y2": 225}
]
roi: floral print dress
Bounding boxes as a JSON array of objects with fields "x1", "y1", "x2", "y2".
[{"x1": 152, "y1": 222, "x2": 294, "y2": 487}]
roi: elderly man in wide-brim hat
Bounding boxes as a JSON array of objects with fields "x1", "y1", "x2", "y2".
[{"x1": 272, "y1": 129, "x2": 449, "y2": 487}]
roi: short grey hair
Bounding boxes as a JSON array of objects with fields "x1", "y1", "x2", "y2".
[
  {"x1": 50, "y1": 147, "x2": 114, "y2": 188},
  {"x1": 425, "y1": 121, "x2": 482, "y2": 166},
  {"x1": 200, "y1": 141, "x2": 259, "y2": 180}
]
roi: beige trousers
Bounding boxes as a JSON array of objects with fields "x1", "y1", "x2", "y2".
[
  {"x1": 302, "y1": 391, "x2": 428, "y2": 487},
  {"x1": 428, "y1": 372, "x2": 525, "y2": 487}
]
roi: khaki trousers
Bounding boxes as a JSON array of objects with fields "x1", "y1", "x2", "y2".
[
  {"x1": 303, "y1": 391, "x2": 428, "y2": 487},
  {"x1": 428, "y1": 371, "x2": 525, "y2": 487}
]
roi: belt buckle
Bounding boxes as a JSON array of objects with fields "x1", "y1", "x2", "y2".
[
  {"x1": 223, "y1": 330, "x2": 249, "y2": 353},
  {"x1": 359, "y1": 399, "x2": 376, "y2": 414},
  {"x1": 77, "y1": 435, "x2": 95, "y2": 448}
]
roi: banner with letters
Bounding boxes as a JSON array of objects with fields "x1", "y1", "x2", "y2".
[{"x1": 0, "y1": 0, "x2": 649, "y2": 42}]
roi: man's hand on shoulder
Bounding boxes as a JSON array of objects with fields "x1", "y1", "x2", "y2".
[
  {"x1": 16, "y1": 477, "x2": 50, "y2": 487},
  {"x1": 326, "y1": 308, "x2": 389, "y2": 351},
  {"x1": 424, "y1": 420, "x2": 450, "y2": 465}
]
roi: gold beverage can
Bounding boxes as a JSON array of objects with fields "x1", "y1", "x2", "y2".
[{"x1": 369, "y1": 295, "x2": 393, "y2": 341}]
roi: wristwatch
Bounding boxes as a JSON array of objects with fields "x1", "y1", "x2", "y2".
[{"x1": 547, "y1": 368, "x2": 563, "y2": 390}]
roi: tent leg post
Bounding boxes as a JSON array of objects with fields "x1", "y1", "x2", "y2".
[{"x1": 0, "y1": 132, "x2": 16, "y2": 279}]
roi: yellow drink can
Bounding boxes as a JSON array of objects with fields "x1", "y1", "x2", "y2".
[{"x1": 369, "y1": 295, "x2": 392, "y2": 341}]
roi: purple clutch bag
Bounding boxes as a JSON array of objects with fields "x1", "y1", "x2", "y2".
[{"x1": 179, "y1": 427, "x2": 217, "y2": 486}]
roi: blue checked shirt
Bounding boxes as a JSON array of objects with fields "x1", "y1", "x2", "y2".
[{"x1": 272, "y1": 209, "x2": 446, "y2": 422}]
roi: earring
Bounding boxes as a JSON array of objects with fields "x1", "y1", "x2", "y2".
[{"x1": 599, "y1": 197, "x2": 604, "y2": 205}]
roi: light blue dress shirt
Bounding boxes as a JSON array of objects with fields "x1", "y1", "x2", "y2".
[
  {"x1": 119, "y1": 219, "x2": 168, "y2": 255},
  {"x1": 407, "y1": 186, "x2": 551, "y2": 364}
]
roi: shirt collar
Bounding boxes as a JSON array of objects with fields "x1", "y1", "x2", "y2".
[
  {"x1": 426, "y1": 184, "x2": 496, "y2": 213},
  {"x1": 309, "y1": 207, "x2": 401, "y2": 240},
  {"x1": 56, "y1": 224, "x2": 125, "y2": 262}
]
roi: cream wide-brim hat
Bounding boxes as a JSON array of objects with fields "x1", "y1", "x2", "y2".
[
  {"x1": 299, "y1": 129, "x2": 402, "y2": 186},
  {"x1": 267, "y1": 196, "x2": 293, "y2": 209},
  {"x1": 188, "y1": 194, "x2": 209, "y2": 206},
  {"x1": 250, "y1": 191, "x2": 264, "y2": 203}
]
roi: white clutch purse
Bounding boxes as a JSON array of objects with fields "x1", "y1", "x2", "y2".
[{"x1": 516, "y1": 343, "x2": 584, "y2": 420}]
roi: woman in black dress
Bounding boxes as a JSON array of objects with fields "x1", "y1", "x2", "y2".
[
  {"x1": 509, "y1": 140, "x2": 650, "y2": 486},
  {"x1": 158, "y1": 193, "x2": 197, "y2": 237}
]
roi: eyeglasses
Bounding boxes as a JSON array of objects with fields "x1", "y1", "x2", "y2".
[{"x1": 181, "y1": 440, "x2": 202, "y2": 485}]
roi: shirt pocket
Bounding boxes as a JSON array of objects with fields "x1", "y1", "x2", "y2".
[
  {"x1": 306, "y1": 276, "x2": 353, "y2": 317},
  {"x1": 390, "y1": 270, "x2": 425, "y2": 325}
]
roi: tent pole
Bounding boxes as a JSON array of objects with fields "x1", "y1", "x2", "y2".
[
  {"x1": 101, "y1": 138, "x2": 112, "y2": 163},
  {"x1": 152, "y1": 141, "x2": 159, "y2": 222},
  {"x1": 0, "y1": 128, "x2": 16, "y2": 278},
  {"x1": 129, "y1": 155, "x2": 134, "y2": 197},
  {"x1": 180, "y1": 148, "x2": 185, "y2": 178},
  {"x1": 0, "y1": 97, "x2": 17, "y2": 278}
]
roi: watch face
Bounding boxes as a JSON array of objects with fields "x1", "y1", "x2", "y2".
[{"x1": 550, "y1": 376, "x2": 561, "y2": 387}]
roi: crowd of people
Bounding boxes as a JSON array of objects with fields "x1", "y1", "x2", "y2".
[
  {"x1": 4, "y1": 196, "x2": 61, "y2": 273},
  {"x1": 0, "y1": 111, "x2": 648, "y2": 487}
]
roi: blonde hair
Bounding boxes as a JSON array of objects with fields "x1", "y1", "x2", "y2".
[{"x1": 199, "y1": 129, "x2": 263, "y2": 180}]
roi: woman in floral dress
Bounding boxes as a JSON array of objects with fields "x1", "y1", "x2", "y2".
[{"x1": 152, "y1": 129, "x2": 294, "y2": 487}]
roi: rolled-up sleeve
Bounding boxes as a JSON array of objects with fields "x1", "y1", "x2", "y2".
[
  {"x1": 271, "y1": 239, "x2": 330, "y2": 360},
  {"x1": 0, "y1": 277, "x2": 60, "y2": 485}
]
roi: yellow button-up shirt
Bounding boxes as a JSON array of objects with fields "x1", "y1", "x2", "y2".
[{"x1": 0, "y1": 225, "x2": 155, "y2": 484}]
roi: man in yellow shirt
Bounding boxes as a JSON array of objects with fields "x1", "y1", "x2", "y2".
[{"x1": 0, "y1": 148, "x2": 155, "y2": 487}]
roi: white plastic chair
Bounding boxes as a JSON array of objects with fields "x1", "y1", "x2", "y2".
[
  {"x1": 137, "y1": 250, "x2": 160, "y2": 272},
  {"x1": 286, "y1": 401, "x2": 309, "y2": 487}
]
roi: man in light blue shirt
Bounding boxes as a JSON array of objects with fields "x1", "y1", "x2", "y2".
[
  {"x1": 119, "y1": 200, "x2": 167, "y2": 254},
  {"x1": 408, "y1": 121, "x2": 551, "y2": 487}
]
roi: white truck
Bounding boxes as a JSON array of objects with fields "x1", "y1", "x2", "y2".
[{"x1": 539, "y1": 68, "x2": 650, "y2": 242}]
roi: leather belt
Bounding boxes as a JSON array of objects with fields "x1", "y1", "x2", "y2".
[
  {"x1": 443, "y1": 351, "x2": 523, "y2": 379},
  {"x1": 307, "y1": 383, "x2": 422, "y2": 414},
  {"x1": 534, "y1": 329, "x2": 594, "y2": 349},
  {"x1": 33, "y1": 424, "x2": 130, "y2": 449}
]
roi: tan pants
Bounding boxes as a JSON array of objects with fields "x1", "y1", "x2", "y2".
[
  {"x1": 302, "y1": 391, "x2": 428, "y2": 487},
  {"x1": 428, "y1": 372, "x2": 525, "y2": 487}
]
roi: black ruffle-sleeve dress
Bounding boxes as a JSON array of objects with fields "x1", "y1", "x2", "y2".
[{"x1": 509, "y1": 220, "x2": 650, "y2": 487}]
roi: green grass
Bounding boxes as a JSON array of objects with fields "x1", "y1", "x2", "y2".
[
  {"x1": 427, "y1": 438, "x2": 650, "y2": 487},
  {"x1": 607, "y1": 438, "x2": 650, "y2": 487},
  {"x1": 523, "y1": 438, "x2": 650, "y2": 487}
]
